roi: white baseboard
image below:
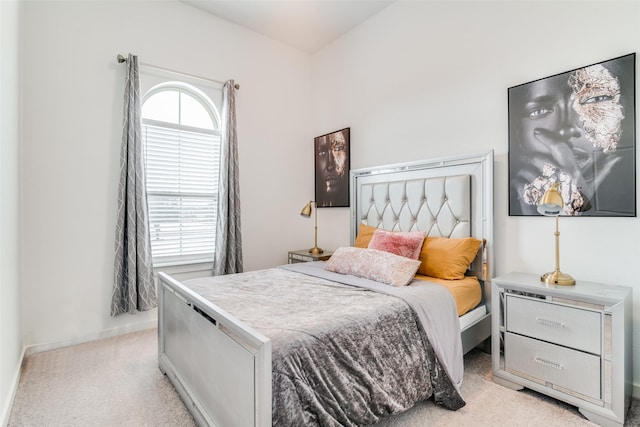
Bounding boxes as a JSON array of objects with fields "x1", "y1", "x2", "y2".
[
  {"x1": 24, "y1": 320, "x2": 157, "y2": 356},
  {"x1": 1, "y1": 345, "x2": 26, "y2": 427}
]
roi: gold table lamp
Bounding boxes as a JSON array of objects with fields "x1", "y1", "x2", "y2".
[
  {"x1": 537, "y1": 183, "x2": 575, "y2": 286},
  {"x1": 300, "y1": 201, "x2": 323, "y2": 255}
]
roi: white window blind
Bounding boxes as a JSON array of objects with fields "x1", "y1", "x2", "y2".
[{"x1": 143, "y1": 120, "x2": 221, "y2": 266}]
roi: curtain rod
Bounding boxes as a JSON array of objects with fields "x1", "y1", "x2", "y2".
[{"x1": 116, "y1": 54, "x2": 239, "y2": 90}]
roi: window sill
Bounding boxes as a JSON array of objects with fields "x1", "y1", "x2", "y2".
[
  {"x1": 153, "y1": 258, "x2": 214, "y2": 269},
  {"x1": 153, "y1": 260, "x2": 213, "y2": 278}
]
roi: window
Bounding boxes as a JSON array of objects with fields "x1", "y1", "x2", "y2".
[{"x1": 142, "y1": 82, "x2": 221, "y2": 266}]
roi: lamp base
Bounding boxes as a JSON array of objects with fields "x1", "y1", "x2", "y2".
[
  {"x1": 309, "y1": 246, "x2": 324, "y2": 255},
  {"x1": 541, "y1": 270, "x2": 575, "y2": 286}
]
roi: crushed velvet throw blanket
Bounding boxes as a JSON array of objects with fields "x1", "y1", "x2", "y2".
[{"x1": 183, "y1": 262, "x2": 465, "y2": 426}]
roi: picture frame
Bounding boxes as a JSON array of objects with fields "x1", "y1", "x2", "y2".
[
  {"x1": 508, "y1": 53, "x2": 636, "y2": 217},
  {"x1": 314, "y1": 128, "x2": 350, "y2": 208}
]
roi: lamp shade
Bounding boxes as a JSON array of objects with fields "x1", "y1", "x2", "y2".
[
  {"x1": 537, "y1": 183, "x2": 563, "y2": 216},
  {"x1": 300, "y1": 202, "x2": 312, "y2": 217}
]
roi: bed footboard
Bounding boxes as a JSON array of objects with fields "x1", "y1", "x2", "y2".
[{"x1": 158, "y1": 272, "x2": 272, "y2": 427}]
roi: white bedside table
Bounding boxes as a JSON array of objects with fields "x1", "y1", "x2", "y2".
[{"x1": 492, "y1": 272, "x2": 632, "y2": 427}]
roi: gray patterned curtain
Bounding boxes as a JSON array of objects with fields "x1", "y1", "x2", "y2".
[
  {"x1": 111, "y1": 54, "x2": 157, "y2": 315},
  {"x1": 213, "y1": 80, "x2": 243, "y2": 275}
]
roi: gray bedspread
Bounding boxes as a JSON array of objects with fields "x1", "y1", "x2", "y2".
[{"x1": 183, "y1": 263, "x2": 465, "y2": 426}]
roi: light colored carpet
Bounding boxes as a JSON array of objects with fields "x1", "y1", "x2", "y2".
[
  {"x1": 7, "y1": 328, "x2": 640, "y2": 426},
  {"x1": 8, "y1": 329, "x2": 195, "y2": 427}
]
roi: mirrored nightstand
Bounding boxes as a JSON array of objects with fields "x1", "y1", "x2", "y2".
[
  {"x1": 492, "y1": 272, "x2": 632, "y2": 427},
  {"x1": 288, "y1": 249, "x2": 333, "y2": 264}
]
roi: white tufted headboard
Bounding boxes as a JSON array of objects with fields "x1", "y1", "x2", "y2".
[
  {"x1": 356, "y1": 174, "x2": 472, "y2": 238},
  {"x1": 350, "y1": 151, "x2": 494, "y2": 288}
]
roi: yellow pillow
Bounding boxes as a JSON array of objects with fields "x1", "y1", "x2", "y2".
[
  {"x1": 418, "y1": 237, "x2": 481, "y2": 280},
  {"x1": 354, "y1": 223, "x2": 377, "y2": 248}
]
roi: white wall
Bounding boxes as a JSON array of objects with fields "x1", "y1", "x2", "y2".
[
  {"x1": 20, "y1": 0, "x2": 313, "y2": 349},
  {"x1": 311, "y1": 1, "x2": 640, "y2": 391},
  {"x1": 0, "y1": 0, "x2": 23, "y2": 423}
]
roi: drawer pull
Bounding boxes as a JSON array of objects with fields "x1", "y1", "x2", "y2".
[
  {"x1": 534, "y1": 357, "x2": 563, "y2": 370},
  {"x1": 535, "y1": 317, "x2": 565, "y2": 328}
]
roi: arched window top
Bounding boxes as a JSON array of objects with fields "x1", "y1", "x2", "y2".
[{"x1": 142, "y1": 81, "x2": 220, "y2": 130}]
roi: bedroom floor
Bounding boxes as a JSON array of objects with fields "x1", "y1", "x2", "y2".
[{"x1": 7, "y1": 328, "x2": 640, "y2": 426}]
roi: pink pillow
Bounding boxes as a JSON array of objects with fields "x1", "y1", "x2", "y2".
[
  {"x1": 324, "y1": 247, "x2": 421, "y2": 287},
  {"x1": 367, "y1": 229, "x2": 426, "y2": 259}
]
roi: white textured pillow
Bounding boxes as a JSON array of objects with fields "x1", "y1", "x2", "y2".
[{"x1": 324, "y1": 247, "x2": 421, "y2": 287}]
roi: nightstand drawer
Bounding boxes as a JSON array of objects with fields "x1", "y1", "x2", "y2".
[
  {"x1": 506, "y1": 295, "x2": 601, "y2": 355},
  {"x1": 505, "y1": 333, "x2": 601, "y2": 400}
]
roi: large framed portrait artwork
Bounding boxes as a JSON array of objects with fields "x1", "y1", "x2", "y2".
[
  {"x1": 508, "y1": 53, "x2": 636, "y2": 217},
  {"x1": 314, "y1": 128, "x2": 350, "y2": 208}
]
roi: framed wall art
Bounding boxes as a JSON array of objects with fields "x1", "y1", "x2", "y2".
[
  {"x1": 508, "y1": 53, "x2": 636, "y2": 217},
  {"x1": 314, "y1": 127, "x2": 350, "y2": 207}
]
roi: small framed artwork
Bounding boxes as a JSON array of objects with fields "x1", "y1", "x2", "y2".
[
  {"x1": 314, "y1": 128, "x2": 350, "y2": 207},
  {"x1": 508, "y1": 53, "x2": 636, "y2": 217}
]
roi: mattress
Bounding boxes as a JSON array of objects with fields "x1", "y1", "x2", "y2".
[{"x1": 414, "y1": 274, "x2": 482, "y2": 316}]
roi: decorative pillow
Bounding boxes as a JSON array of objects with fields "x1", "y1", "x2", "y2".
[
  {"x1": 418, "y1": 237, "x2": 482, "y2": 280},
  {"x1": 367, "y1": 229, "x2": 426, "y2": 260},
  {"x1": 325, "y1": 247, "x2": 421, "y2": 287},
  {"x1": 354, "y1": 223, "x2": 377, "y2": 248}
]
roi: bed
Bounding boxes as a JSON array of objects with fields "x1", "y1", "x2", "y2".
[{"x1": 157, "y1": 150, "x2": 494, "y2": 426}]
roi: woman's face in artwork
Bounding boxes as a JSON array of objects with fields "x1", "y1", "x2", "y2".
[
  {"x1": 512, "y1": 64, "x2": 624, "y2": 172},
  {"x1": 316, "y1": 132, "x2": 348, "y2": 194}
]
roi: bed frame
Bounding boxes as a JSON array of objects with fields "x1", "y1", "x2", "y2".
[{"x1": 158, "y1": 150, "x2": 494, "y2": 427}]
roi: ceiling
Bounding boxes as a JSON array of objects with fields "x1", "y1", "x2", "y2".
[{"x1": 182, "y1": 0, "x2": 395, "y2": 53}]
